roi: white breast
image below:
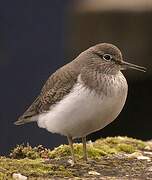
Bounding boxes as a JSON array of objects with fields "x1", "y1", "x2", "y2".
[{"x1": 37, "y1": 72, "x2": 128, "y2": 138}]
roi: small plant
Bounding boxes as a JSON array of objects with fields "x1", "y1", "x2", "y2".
[{"x1": 10, "y1": 144, "x2": 50, "y2": 159}]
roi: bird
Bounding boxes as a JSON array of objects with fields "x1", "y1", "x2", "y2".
[{"x1": 14, "y1": 43, "x2": 146, "y2": 164}]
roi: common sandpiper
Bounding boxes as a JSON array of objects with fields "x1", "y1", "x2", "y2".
[{"x1": 14, "y1": 43, "x2": 146, "y2": 164}]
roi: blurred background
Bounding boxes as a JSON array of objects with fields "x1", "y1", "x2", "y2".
[{"x1": 0, "y1": 0, "x2": 152, "y2": 155}]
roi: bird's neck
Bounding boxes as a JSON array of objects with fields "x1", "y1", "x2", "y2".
[{"x1": 79, "y1": 69, "x2": 126, "y2": 97}]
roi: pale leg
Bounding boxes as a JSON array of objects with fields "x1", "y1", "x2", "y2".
[
  {"x1": 67, "y1": 136, "x2": 75, "y2": 163},
  {"x1": 82, "y1": 136, "x2": 87, "y2": 161}
]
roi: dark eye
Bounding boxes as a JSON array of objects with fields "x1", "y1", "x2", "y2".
[{"x1": 103, "y1": 54, "x2": 112, "y2": 61}]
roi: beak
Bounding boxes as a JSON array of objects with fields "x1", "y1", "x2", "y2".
[{"x1": 120, "y1": 61, "x2": 146, "y2": 72}]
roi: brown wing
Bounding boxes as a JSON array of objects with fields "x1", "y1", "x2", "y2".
[
  {"x1": 15, "y1": 63, "x2": 79, "y2": 125},
  {"x1": 37, "y1": 66, "x2": 78, "y2": 113}
]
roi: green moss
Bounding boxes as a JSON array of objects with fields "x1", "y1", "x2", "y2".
[
  {"x1": 9, "y1": 137, "x2": 146, "y2": 161},
  {"x1": 94, "y1": 136, "x2": 146, "y2": 155},
  {"x1": 116, "y1": 143, "x2": 135, "y2": 153},
  {"x1": 48, "y1": 143, "x2": 108, "y2": 160},
  {"x1": 0, "y1": 157, "x2": 73, "y2": 179},
  {"x1": 48, "y1": 144, "x2": 71, "y2": 159},
  {"x1": 48, "y1": 136, "x2": 146, "y2": 160},
  {"x1": 0, "y1": 172, "x2": 5, "y2": 180},
  {"x1": 87, "y1": 146, "x2": 107, "y2": 158},
  {"x1": 0, "y1": 136, "x2": 148, "y2": 179}
]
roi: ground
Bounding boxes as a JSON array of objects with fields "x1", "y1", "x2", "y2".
[{"x1": 0, "y1": 136, "x2": 152, "y2": 179}]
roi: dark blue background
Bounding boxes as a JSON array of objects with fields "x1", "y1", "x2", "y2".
[{"x1": 0, "y1": 0, "x2": 69, "y2": 154}]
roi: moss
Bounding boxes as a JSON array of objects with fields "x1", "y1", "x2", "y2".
[
  {"x1": 10, "y1": 144, "x2": 49, "y2": 159},
  {"x1": 48, "y1": 136, "x2": 146, "y2": 160},
  {"x1": 48, "y1": 144, "x2": 71, "y2": 159},
  {"x1": 94, "y1": 136, "x2": 146, "y2": 155},
  {"x1": 0, "y1": 136, "x2": 148, "y2": 179},
  {"x1": 116, "y1": 143, "x2": 135, "y2": 153},
  {"x1": 87, "y1": 146, "x2": 107, "y2": 158},
  {"x1": 0, "y1": 157, "x2": 73, "y2": 179},
  {"x1": 0, "y1": 172, "x2": 5, "y2": 180}
]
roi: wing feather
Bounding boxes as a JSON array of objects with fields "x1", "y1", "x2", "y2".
[{"x1": 14, "y1": 63, "x2": 79, "y2": 125}]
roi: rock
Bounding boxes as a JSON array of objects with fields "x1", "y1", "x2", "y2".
[{"x1": 12, "y1": 173, "x2": 27, "y2": 180}]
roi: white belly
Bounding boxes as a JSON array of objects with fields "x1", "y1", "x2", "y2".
[{"x1": 37, "y1": 73, "x2": 128, "y2": 138}]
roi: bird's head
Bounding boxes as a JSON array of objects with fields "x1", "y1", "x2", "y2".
[{"x1": 82, "y1": 43, "x2": 146, "y2": 75}]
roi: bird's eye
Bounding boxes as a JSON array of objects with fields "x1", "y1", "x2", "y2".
[{"x1": 103, "y1": 54, "x2": 112, "y2": 61}]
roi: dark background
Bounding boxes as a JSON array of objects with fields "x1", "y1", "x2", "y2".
[{"x1": 0, "y1": 0, "x2": 151, "y2": 155}]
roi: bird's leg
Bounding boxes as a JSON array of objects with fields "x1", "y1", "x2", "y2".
[
  {"x1": 82, "y1": 136, "x2": 88, "y2": 161},
  {"x1": 67, "y1": 136, "x2": 76, "y2": 164}
]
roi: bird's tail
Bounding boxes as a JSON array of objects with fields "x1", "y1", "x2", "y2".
[
  {"x1": 14, "y1": 114, "x2": 37, "y2": 125},
  {"x1": 14, "y1": 101, "x2": 40, "y2": 126},
  {"x1": 14, "y1": 97, "x2": 40, "y2": 125}
]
